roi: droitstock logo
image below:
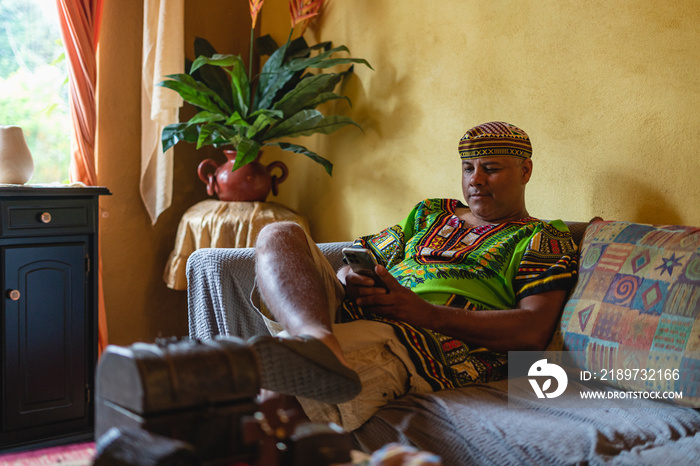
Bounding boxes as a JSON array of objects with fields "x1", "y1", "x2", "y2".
[{"x1": 528, "y1": 359, "x2": 568, "y2": 399}]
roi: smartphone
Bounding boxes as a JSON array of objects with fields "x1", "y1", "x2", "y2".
[{"x1": 341, "y1": 247, "x2": 386, "y2": 288}]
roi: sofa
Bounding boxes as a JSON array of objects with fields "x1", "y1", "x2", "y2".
[{"x1": 186, "y1": 219, "x2": 700, "y2": 466}]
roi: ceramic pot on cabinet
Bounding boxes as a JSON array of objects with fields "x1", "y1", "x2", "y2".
[{"x1": 197, "y1": 150, "x2": 288, "y2": 202}]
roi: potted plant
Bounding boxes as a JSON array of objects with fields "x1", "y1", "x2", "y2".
[{"x1": 158, "y1": 0, "x2": 372, "y2": 201}]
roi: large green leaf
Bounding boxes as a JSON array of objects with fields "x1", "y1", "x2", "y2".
[
  {"x1": 225, "y1": 55, "x2": 250, "y2": 118},
  {"x1": 266, "y1": 141, "x2": 333, "y2": 175},
  {"x1": 212, "y1": 124, "x2": 243, "y2": 147},
  {"x1": 265, "y1": 109, "x2": 361, "y2": 140},
  {"x1": 302, "y1": 57, "x2": 373, "y2": 70},
  {"x1": 294, "y1": 44, "x2": 349, "y2": 62},
  {"x1": 256, "y1": 41, "x2": 371, "y2": 111},
  {"x1": 288, "y1": 45, "x2": 373, "y2": 71},
  {"x1": 225, "y1": 111, "x2": 248, "y2": 126},
  {"x1": 196, "y1": 123, "x2": 219, "y2": 149},
  {"x1": 249, "y1": 108, "x2": 284, "y2": 120},
  {"x1": 232, "y1": 138, "x2": 262, "y2": 171},
  {"x1": 193, "y1": 38, "x2": 233, "y2": 110},
  {"x1": 193, "y1": 54, "x2": 251, "y2": 117},
  {"x1": 300, "y1": 91, "x2": 351, "y2": 112},
  {"x1": 255, "y1": 40, "x2": 298, "y2": 110},
  {"x1": 288, "y1": 41, "x2": 332, "y2": 59},
  {"x1": 191, "y1": 54, "x2": 239, "y2": 72},
  {"x1": 273, "y1": 73, "x2": 353, "y2": 116},
  {"x1": 187, "y1": 111, "x2": 227, "y2": 125},
  {"x1": 161, "y1": 123, "x2": 199, "y2": 152},
  {"x1": 195, "y1": 122, "x2": 238, "y2": 149},
  {"x1": 246, "y1": 109, "x2": 284, "y2": 139},
  {"x1": 158, "y1": 74, "x2": 231, "y2": 114}
]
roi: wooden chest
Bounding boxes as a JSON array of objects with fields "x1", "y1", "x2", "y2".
[{"x1": 95, "y1": 337, "x2": 259, "y2": 463}]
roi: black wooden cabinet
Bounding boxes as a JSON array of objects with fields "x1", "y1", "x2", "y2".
[{"x1": 0, "y1": 186, "x2": 110, "y2": 451}]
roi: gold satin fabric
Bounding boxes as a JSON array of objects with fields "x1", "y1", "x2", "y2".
[{"x1": 164, "y1": 200, "x2": 310, "y2": 290}]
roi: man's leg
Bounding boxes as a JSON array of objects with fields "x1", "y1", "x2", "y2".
[
  {"x1": 251, "y1": 222, "x2": 361, "y2": 404},
  {"x1": 254, "y1": 221, "x2": 346, "y2": 363}
]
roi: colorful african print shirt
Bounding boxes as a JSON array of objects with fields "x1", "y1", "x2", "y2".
[{"x1": 340, "y1": 198, "x2": 578, "y2": 391}]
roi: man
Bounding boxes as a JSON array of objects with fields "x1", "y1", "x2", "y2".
[{"x1": 249, "y1": 122, "x2": 578, "y2": 431}]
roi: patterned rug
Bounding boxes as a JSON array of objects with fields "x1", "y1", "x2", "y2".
[{"x1": 0, "y1": 442, "x2": 95, "y2": 465}]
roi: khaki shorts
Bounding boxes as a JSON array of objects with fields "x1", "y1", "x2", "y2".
[{"x1": 251, "y1": 232, "x2": 432, "y2": 431}]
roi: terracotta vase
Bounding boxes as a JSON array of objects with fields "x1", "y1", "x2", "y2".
[
  {"x1": 197, "y1": 150, "x2": 288, "y2": 202},
  {"x1": 0, "y1": 126, "x2": 34, "y2": 184}
]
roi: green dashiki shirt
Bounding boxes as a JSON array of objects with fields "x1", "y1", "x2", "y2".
[{"x1": 340, "y1": 198, "x2": 578, "y2": 391}]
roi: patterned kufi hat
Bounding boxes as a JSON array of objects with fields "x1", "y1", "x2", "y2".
[{"x1": 458, "y1": 121, "x2": 532, "y2": 160}]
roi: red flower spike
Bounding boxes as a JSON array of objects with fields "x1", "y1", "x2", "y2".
[
  {"x1": 288, "y1": 0, "x2": 324, "y2": 32},
  {"x1": 249, "y1": 0, "x2": 265, "y2": 28}
]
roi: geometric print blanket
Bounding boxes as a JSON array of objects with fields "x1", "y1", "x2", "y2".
[{"x1": 547, "y1": 220, "x2": 700, "y2": 407}]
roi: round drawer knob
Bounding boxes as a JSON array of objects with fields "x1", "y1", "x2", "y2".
[
  {"x1": 8, "y1": 290, "x2": 20, "y2": 301},
  {"x1": 40, "y1": 212, "x2": 52, "y2": 223}
]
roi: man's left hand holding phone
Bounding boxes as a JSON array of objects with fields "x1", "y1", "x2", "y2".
[{"x1": 340, "y1": 247, "x2": 389, "y2": 301}]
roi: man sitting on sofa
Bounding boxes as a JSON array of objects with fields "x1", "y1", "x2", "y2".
[{"x1": 249, "y1": 121, "x2": 579, "y2": 431}]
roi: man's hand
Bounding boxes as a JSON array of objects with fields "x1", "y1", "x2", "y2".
[
  {"x1": 355, "y1": 266, "x2": 434, "y2": 327},
  {"x1": 337, "y1": 265, "x2": 389, "y2": 302}
]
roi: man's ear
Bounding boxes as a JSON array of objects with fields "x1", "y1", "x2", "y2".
[{"x1": 521, "y1": 159, "x2": 533, "y2": 183}]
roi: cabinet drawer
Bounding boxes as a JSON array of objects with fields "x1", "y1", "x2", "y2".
[{"x1": 1, "y1": 199, "x2": 93, "y2": 236}]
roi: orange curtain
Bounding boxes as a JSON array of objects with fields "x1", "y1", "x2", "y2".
[{"x1": 56, "y1": 0, "x2": 108, "y2": 354}]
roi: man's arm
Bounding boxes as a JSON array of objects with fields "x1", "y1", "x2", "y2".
[{"x1": 353, "y1": 265, "x2": 567, "y2": 352}]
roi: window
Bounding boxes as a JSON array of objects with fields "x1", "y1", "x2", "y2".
[{"x1": 0, "y1": 0, "x2": 70, "y2": 183}]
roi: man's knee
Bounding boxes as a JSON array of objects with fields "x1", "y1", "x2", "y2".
[{"x1": 256, "y1": 222, "x2": 308, "y2": 253}]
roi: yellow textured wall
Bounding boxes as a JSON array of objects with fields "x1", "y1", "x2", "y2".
[{"x1": 261, "y1": 0, "x2": 700, "y2": 242}]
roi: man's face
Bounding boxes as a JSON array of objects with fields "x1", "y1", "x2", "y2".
[{"x1": 461, "y1": 156, "x2": 533, "y2": 223}]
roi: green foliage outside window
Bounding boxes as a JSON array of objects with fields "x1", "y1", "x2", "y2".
[{"x1": 0, "y1": 0, "x2": 70, "y2": 183}]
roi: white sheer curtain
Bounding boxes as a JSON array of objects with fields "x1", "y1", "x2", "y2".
[{"x1": 140, "y1": 0, "x2": 184, "y2": 224}]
